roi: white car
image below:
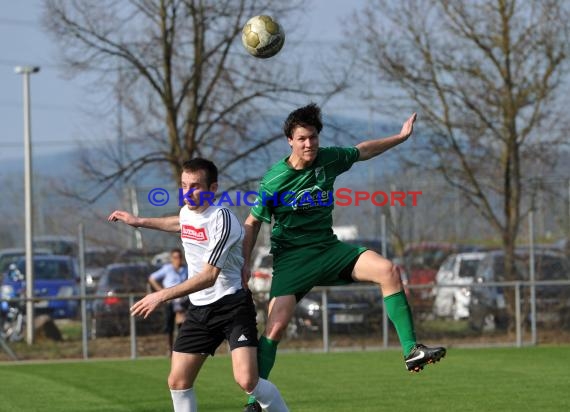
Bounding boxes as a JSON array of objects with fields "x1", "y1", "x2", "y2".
[
  {"x1": 248, "y1": 246, "x2": 273, "y2": 296},
  {"x1": 432, "y1": 252, "x2": 486, "y2": 320}
]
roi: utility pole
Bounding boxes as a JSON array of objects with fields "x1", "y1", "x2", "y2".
[{"x1": 15, "y1": 65, "x2": 40, "y2": 345}]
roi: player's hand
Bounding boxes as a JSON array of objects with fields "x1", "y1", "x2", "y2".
[
  {"x1": 241, "y1": 263, "x2": 252, "y2": 290},
  {"x1": 130, "y1": 292, "x2": 163, "y2": 319},
  {"x1": 399, "y1": 113, "x2": 417, "y2": 140},
  {"x1": 108, "y1": 210, "x2": 139, "y2": 226}
]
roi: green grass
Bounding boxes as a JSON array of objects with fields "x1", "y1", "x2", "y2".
[{"x1": 1, "y1": 347, "x2": 569, "y2": 411}]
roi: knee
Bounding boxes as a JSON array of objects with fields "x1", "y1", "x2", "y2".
[
  {"x1": 168, "y1": 373, "x2": 192, "y2": 390},
  {"x1": 372, "y1": 260, "x2": 398, "y2": 284},
  {"x1": 236, "y1": 374, "x2": 258, "y2": 393},
  {"x1": 265, "y1": 319, "x2": 288, "y2": 340}
]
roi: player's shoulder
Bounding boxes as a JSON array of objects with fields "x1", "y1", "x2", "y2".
[
  {"x1": 317, "y1": 146, "x2": 359, "y2": 164},
  {"x1": 318, "y1": 146, "x2": 355, "y2": 157},
  {"x1": 260, "y1": 157, "x2": 290, "y2": 187},
  {"x1": 210, "y1": 206, "x2": 243, "y2": 236},
  {"x1": 211, "y1": 205, "x2": 239, "y2": 221}
]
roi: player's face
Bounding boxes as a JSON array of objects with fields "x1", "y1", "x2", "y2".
[
  {"x1": 180, "y1": 170, "x2": 217, "y2": 211},
  {"x1": 288, "y1": 125, "x2": 319, "y2": 166},
  {"x1": 170, "y1": 252, "x2": 183, "y2": 268}
]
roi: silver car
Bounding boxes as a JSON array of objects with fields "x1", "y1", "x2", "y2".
[{"x1": 432, "y1": 252, "x2": 486, "y2": 320}]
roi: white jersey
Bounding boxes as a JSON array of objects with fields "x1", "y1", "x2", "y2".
[{"x1": 179, "y1": 205, "x2": 244, "y2": 306}]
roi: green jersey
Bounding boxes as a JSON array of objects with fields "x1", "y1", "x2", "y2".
[{"x1": 251, "y1": 146, "x2": 360, "y2": 253}]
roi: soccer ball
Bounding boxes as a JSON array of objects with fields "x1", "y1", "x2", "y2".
[{"x1": 241, "y1": 15, "x2": 285, "y2": 58}]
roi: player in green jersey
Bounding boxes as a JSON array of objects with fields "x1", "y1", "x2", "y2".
[{"x1": 242, "y1": 104, "x2": 446, "y2": 412}]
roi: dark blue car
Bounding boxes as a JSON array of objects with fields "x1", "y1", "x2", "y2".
[{"x1": 1, "y1": 255, "x2": 79, "y2": 319}]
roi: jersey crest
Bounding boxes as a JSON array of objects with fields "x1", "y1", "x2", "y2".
[{"x1": 314, "y1": 166, "x2": 326, "y2": 185}]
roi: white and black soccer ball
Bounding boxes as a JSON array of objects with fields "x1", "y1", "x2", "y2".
[{"x1": 241, "y1": 15, "x2": 285, "y2": 59}]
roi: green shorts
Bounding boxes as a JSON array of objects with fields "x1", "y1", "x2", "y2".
[{"x1": 270, "y1": 239, "x2": 367, "y2": 300}]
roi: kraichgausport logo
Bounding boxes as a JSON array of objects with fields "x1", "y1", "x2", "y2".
[{"x1": 145, "y1": 188, "x2": 423, "y2": 208}]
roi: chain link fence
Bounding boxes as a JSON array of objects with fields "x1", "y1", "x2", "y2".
[{"x1": 2, "y1": 280, "x2": 569, "y2": 361}]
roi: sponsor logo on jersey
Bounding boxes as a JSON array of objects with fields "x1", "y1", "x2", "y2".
[
  {"x1": 181, "y1": 225, "x2": 208, "y2": 241},
  {"x1": 291, "y1": 185, "x2": 332, "y2": 210}
]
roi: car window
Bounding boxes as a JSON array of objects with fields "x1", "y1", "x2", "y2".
[
  {"x1": 33, "y1": 239, "x2": 77, "y2": 255},
  {"x1": 475, "y1": 255, "x2": 496, "y2": 281},
  {"x1": 458, "y1": 258, "x2": 480, "y2": 278},
  {"x1": 104, "y1": 266, "x2": 151, "y2": 292},
  {"x1": 405, "y1": 248, "x2": 453, "y2": 270},
  {"x1": 85, "y1": 251, "x2": 116, "y2": 267},
  {"x1": 440, "y1": 256, "x2": 455, "y2": 272},
  {"x1": 476, "y1": 253, "x2": 542, "y2": 281},
  {"x1": 0, "y1": 255, "x2": 20, "y2": 273},
  {"x1": 16, "y1": 259, "x2": 74, "y2": 280},
  {"x1": 535, "y1": 255, "x2": 569, "y2": 281}
]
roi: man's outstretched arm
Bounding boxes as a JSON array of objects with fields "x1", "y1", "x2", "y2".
[
  {"x1": 108, "y1": 210, "x2": 180, "y2": 232},
  {"x1": 356, "y1": 113, "x2": 417, "y2": 161},
  {"x1": 131, "y1": 264, "x2": 221, "y2": 319}
]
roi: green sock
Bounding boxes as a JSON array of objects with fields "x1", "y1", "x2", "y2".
[
  {"x1": 258, "y1": 336, "x2": 279, "y2": 378},
  {"x1": 384, "y1": 290, "x2": 417, "y2": 356},
  {"x1": 247, "y1": 336, "x2": 279, "y2": 405}
]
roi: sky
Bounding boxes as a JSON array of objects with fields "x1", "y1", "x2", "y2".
[{"x1": 0, "y1": 0, "x2": 368, "y2": 163}]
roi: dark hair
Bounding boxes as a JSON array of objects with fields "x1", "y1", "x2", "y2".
[
  {"x1": 181, "y1": 158, "x2": 218, "y2": 186},
  {"x1": 170, "y1": 248, "x2": 183, "y2": 257},
  {"x1": 283, "y1": 103, "x2": 323, "y2": 138}
]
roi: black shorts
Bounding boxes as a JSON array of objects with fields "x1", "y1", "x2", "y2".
[
  {"x1": 164, "y1": 301, "x2": 176, "y2": 334},
  {"x1": 173, "y1": 289, "x2": 258, "y2": 356}
]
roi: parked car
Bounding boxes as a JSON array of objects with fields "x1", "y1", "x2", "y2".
[
  {"x1": 469, "y1": 249, "x2": 570, "y2": 331},
  {"x1": 291, "y1": 285, "x2": 383, "y2": 336},
  {"x1": 1, "y1": 255, "x2": 79, "y2": 319},
  {"x1": 33, "y1": 235, "x2": 78, "y2": 256},
  {"x1": 90, "y1": 263, "x2": 164, "y2": 337},
  {"x1": 84, "y1": 247, "x2": 120, "y2": 294},
  {"x1": 432, "y1": 252, "x2": 486, "y2": 320},
  {"x1": 0, "y1": 248, "x2": 52, "y2": 278},
  {"x1": 248, "y1": 247, "x2": 273, "y2": 297},
  {"x1": 399, "y1": 242, "x2": 459, "y2": 302}
]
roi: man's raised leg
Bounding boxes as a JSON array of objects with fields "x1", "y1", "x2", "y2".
[{"x1": 352, "y1": 250, "x2": 446, "y2": 372}]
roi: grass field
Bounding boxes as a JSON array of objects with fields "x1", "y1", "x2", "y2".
[{"x1": 1, "y1": 346, "x2": 568, "y2": 411}]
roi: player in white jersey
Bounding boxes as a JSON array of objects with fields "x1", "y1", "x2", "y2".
[{"x1": 108, "y1": 158, "x2": 288, "y2": 412}]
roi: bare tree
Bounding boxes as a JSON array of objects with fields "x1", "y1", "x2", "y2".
[
  {"x1": 346, "y1": 0, "x2": 570, "y2": 284},
  {"x1": 43, "y1": 0, "x2": 346, "y2": 201}
]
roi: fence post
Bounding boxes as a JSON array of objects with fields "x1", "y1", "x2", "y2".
[
  {"x1": 515, "y1": 282, "x2": 522, "y2": 347},
  {"x1": 381, "y1": 213, "x2": 389, "y2": 348},
  {"x1": 129, "y1": 295, "x2": 137, "y2": 359},
  {"x1": 321, "y1": 289, "x2": 329, "y2": 353},
  {"x1": 78, "y1": 223, "x2": 88, "y2": 359},
  {"x1": 528, "y1": 211, "x2": 537, "y2": 346}
]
